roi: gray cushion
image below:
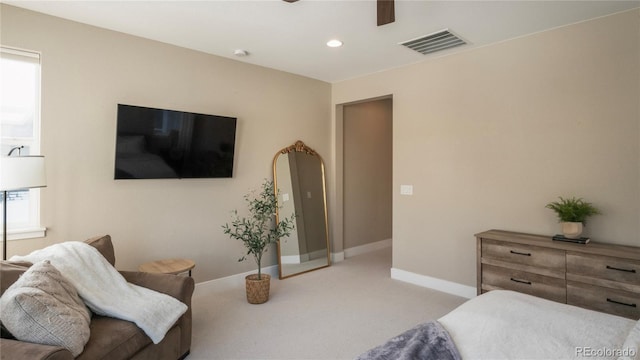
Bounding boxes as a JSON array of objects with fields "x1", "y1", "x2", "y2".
[
  {"x1": 0, "y1": 260, "x2": 91, "y2": 356},
  {"x1": 85, "y1": 235, "x2": 115, "y2": 266}
]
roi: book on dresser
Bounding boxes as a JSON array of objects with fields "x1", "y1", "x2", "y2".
[
  {"x1": 475, "y1": 229, "x2": 640, "y2": 319},
  {"x1": 552, "y1": 234, "x2": 590, "y2": 244}
]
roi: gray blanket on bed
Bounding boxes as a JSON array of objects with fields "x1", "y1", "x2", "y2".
[{"x1": 355, "y1": 321, "x2": 461, "y2": 360}]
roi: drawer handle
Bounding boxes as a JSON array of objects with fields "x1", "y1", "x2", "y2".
[
  {"x1": 510, "y1": 250, "x2": 531, "y2": 257},
  {"x1": 606, "y1": 265, "x2": 636, "y2": 273},
  {"x1": 510, "y1": 278, "x2": 532, "y2": 285},
  {"x1": 606, "y1": 298, "x2": 637, "y2": 308}
]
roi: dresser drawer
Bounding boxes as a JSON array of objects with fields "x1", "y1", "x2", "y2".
[
  {"x1": 567, "y1": 281, "x2": 640, "y2": 319},
  {"x1": 482, "y1": 264, "x2": 566, "y2": 303},
  {"x1": 567, "y1": 252, "x2": 640, "y2": 285},
  {"x1": 482, "y1": 239, "x2": 566, "y2": 271}
]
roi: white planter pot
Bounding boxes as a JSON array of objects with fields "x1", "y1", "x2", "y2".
[{"x1": 562, "y1": 222, "x2": 583, "y2": 239}]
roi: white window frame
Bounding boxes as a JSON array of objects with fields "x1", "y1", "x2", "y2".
[{"x1": 1, "y1": 46, "x2": 46, "y2": 240}]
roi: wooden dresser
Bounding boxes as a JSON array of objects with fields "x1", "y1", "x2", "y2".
[{"x1": 476, "y1": 229, "x2": 640, "y2": 319}]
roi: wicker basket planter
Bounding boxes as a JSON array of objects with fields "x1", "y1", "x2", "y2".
[{"x1": 245, "y1": 274, "x2": 271, "y2": 304}]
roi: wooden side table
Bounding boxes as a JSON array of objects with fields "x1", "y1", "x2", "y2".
[{"x1": 138, "y1": 258, "x2": 195, "y2": 276}]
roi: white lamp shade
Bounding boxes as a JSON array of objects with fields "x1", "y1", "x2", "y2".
[{"x1": 0, "y1": 156, "x2": 47, "y2": 191}]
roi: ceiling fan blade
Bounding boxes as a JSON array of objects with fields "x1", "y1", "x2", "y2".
[{"x1": 377, "y1": 0, "x2": 395, "y2": 26}]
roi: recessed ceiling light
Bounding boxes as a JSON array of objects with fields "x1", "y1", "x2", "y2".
[{"x1": 326, "y1": 39, "x2": 343, "y2": 48}]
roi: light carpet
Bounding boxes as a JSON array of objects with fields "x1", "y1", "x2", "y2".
[{"x1": 190, "y1": 247, "x2": 467, "y2": 360}]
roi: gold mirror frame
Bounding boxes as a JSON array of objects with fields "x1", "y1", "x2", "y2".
[{"x1": 273, "y1": 140, "x2": 330, "y2": 279}]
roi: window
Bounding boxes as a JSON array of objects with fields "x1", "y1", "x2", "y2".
[{"x1": 0, "y1": 46, "x2": 44, "y2": 240}]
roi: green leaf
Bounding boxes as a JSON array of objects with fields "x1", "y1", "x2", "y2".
[
  {"x1": 545, "y1": 196, "x2": 601, "y2": 224},
  {"x1": 222, "y1": 179, "x2": 296, "y2": 274}
]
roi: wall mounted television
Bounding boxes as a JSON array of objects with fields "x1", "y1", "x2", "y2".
[{"x1": 114, "y1": 104, "x2": 237, "y2": 179}]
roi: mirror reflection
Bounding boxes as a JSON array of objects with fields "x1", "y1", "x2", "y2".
[{"x1": 273, "y1": 140, "x2": 330, "y2": 279}]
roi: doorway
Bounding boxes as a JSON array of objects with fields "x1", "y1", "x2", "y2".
[{"x1": 342, "y1": 97, "x2": 393, "y2": 256}]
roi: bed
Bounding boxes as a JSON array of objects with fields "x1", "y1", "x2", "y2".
[{"x1": 356, "y1": 290, "x2": 639, "y2": 360}]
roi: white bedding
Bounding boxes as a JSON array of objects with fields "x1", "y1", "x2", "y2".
[{"x1": 439, "y1": 290, "x2": 637, "y2": 360}]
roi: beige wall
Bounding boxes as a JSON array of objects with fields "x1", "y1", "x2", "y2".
[
  {"x1": 332, "y1": 10, "x2": 640, "y2": 287},
  {"x1": 274, "y1": 154, "x2": 300, "y2": 258},
  {"x1": 1, "y1": 5, "x2": 331, "y2": 283},
  {"x1": 4, "y1": 5, "x2": 639, "y2": 290},
  {"x1": 291, "y1": 152, "x2": 326, "y2": 254},
  {"x1": 343, "y1": 98, "x2": 393, "y2": 249}
]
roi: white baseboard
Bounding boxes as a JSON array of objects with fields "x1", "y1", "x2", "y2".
[
  {"x1": 390, "y1": 267, "x2": 476, "y2": 299},
  {"x1": 195, "y1": 265, "x2": 279, "y2": 293},
  {"x1": 196, "y1": 239, "x2": 394, "y2": 292},
  {"x1": 194, "y1": 254, "x2": 476, "y2": 301},
  {"x1": 280, "y1": 255, "x2": 301, "y2": 264},
  {"x1": 331, "y1": 239, "x2": 392, "y2": 263},
  {"x1": 307, "y1": 249, "x2": 326, "y2": 260},
  {"x1": 283, "y1": 249, "x2": 332, "y2": 264},
  {"x1": 344, "y1": 238, "x2": 392, "y2": 258}
]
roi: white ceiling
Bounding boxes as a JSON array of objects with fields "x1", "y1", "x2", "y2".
[{"x1": 6, "y1": 0, "x2": 640, "y2": 83}]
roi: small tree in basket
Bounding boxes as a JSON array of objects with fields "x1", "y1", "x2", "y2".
[{"x1": 223, "y1": 179, "x2": 295, "y2": 280}]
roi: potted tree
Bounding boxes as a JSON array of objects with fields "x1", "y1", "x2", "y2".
[
  {"x1": 223, "y1": 179, "x2": 295, "y2": 304},
  {"x1": 545, "y1": 196, "x2": 600, "y2": 239}
]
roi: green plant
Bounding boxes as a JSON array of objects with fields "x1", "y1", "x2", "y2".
[
  {"x1": 545, "y1": 196, "x2": 601, "y2": 224},
  {"x1": 223, "y1": 179, "x2": 295, "y2": 279}
]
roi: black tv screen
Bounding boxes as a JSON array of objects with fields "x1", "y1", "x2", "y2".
[{"x1": 114, "y1": 104, "x2": 237, "y2": 179}]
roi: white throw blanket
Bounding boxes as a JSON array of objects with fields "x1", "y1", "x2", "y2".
[{"x1": 10, "y1": 241, "x2": 188, "y2": 344}]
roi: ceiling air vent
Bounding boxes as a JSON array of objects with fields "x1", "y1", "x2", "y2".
[{"x1": 400, "y1": 29, "x2": 466, "y2": 55}]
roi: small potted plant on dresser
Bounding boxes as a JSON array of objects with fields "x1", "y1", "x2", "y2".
[
  {"x1": 223, "y1": 179, "x2": 295, "y2": 304},
  {"x1": 545, "y1": 196, "x2": 601, "y2": 240}
]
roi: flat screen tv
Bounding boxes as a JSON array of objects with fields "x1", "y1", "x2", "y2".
[{"x1": 114, "y1": 104, "x2": 237, "y2": 179}]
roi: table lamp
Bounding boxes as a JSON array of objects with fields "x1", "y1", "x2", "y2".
[{"x1": 0, "y1": 148, "x2": 46, "y2": 260}]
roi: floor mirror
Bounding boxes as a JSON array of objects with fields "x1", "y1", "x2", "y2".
[{"x1": 273, "y1": 140, "x2": 330, "y2": 279}]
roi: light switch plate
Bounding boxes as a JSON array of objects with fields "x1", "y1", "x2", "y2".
[{"x1": 400, "y1": 185, "x2": 413, "y2": 195}]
